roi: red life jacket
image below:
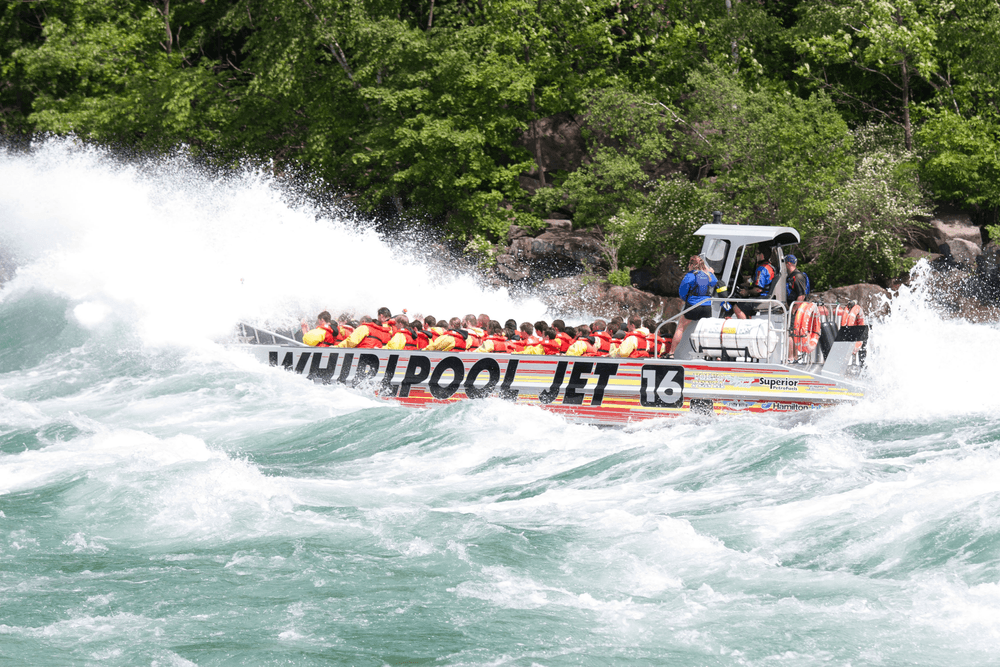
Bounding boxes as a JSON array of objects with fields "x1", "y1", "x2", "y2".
[
  {"x1": 358, "y1": 322, "x2": 392, "y2": 349},
  {"x1": 334, "y1": 324, "x2": 353, "y2": 345},
  {"x1": 415, "y1": 330, "x2": 430, "y2": 349},
  {"x1": 396, "y1": 328, "x2": 420, "y2": 350},
  {"x1": 315, "y1": 323, "x2": 337, "y2": 347},
  {"x1": 555, "y1": 331, "x2": 573, "y2": 353},
  {"x1": 574, "y1": 336, "x2": 597, "y2": 355},
  {"x1": 627, "y1": 331, "x2": 650, "y2": 358},
  {"x1": 481, "y1": 334, "x2": 508, "y2": 353},
  {"x1": 506, "y1": 334, "x2": 525, "y2": 353},
  {"x1": 445, "y1": 329, "x2": 482, "y2": 352},
  {"x1": 541, "y1": 338, "x2": 562, "y2": 355},
  {"x1": 591, "y1": 331, "x2": 612, "y2": 355}
]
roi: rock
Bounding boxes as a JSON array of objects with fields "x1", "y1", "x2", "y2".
[
  {"x1": 937, "y1": 238, "x2": 982, "y2": 268},
  {"x1": 645, "y1": 254, "x2": 685, "y2": 297},
  {"x1": 931, "y1": 212, "x2": 983, "y2": 247},
  {"x1": 904, "y1": 247, "x2": 942, "y2": 263},
  {"x1": 496, "y1": 220, "x2": 607, "y2": 282},
  {"x1": 538, "y1": 275, "x2": 672, "y2": 320},
  {"x1": 810, "y1": 283, "x2": 891, "y2": 318},
  {"x1": 515, "y1": 112, "x2": 587, "y2": 178},
  {"x1": 922, "y1": 268, "x2": 1000, "y2": 322},
  {"x1": 973, "y1": 245, "x2": 1000, "y2": 303}
]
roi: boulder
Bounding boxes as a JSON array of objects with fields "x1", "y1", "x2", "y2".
[
  {"x1": 810, "y1": 283, "x2": 891, "y2": 318},
  {"x1": 973, "y1": 244, "x2": 1000, "y2": 303},
  {"x1": 538, "y1": 275, "x2": 674, "y2": 320},
  {"x1": 937, "y1": 238, "x2": 982, "y2": 268},
  {"x1": 930, "y1": 212, "x2": 983, "y2": 248},
  {"x1": 515, "y1": 112, "x2": 587, "y2": 178},
  {"x1": 645, "y1": 254, "x2": 686, "y2": 297},
  {"x1": 496, "y1": 220, "x2": 608, "y2": 283}
]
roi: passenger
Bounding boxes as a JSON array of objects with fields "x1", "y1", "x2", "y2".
[
  {"x1": 566, "y1": 324, "x2": 597, "y2": 356},
  {"x1": 503, "y1": 319, "x2": 519, "y2": 341},
  {"x1": 589, "y1": 319, "x2": 612, "y2": 355},
  {"x1": 411, "y1": 319, "x2": 431, "y2": 349},
  {"x1": 423, "y1": 315, "x2": 444, "y2": 342},
  {"x1": 550, "y1": 319, "x2": 574, "y2": 353},
  {"x1": 534, "y1": 320, "x2": 549, "y2": 336},
  {"x1": 608, "y1": 316, "x2": 625, "y2": 339},
  {"x1": 670, "y1": 255, "x2": 718, "y2": 357},
  {"x1": 425, "y1": 314, "x2": 485, "y2": 352},
  {"x1": 477, "y1": 313, "x2": 491, "y2": 329},
  {"x1": 785, "y1": 254, "x2": 810, "y2": 303},
  {"x1": 474, "y1": 321, "x2": 509, "y2": 353},
  {"x1": 517, "y1": 322, "x2": 545, "y2": 354},
  {"x1": 387, "y1": 314, "x2": 421, "y2": 350},
  {"x1": 610, "y1": 316, "x2": 651, "y2": 358},
  {"x1": 734, "y1": 249, "x2": 775, "y2": 319},
  {"x1": 336, "y1": 314, "x2": 393, "y2": 348},
  {"x1": 333, "y1": 314, "x2": 354, "y2": 344},
  {"x1": 301, "y1": 311, "x2": 339, "y2": 347},
  {"x1": 541, "y1": 329, "x2": 562, "y2": 355}
]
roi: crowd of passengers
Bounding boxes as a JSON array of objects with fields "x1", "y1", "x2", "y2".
[
  {"x1": 301, "y1": 309, "x2": 677, "y2": 359},
  {"x1": 299, "y1": 251, "x2": 812, "y2": 359}
]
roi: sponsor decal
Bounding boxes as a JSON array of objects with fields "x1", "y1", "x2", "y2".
[
  {"x1": 689, "y1": 372, "x2": 755, "y2": 389},
  {"x1": 754, "y1": 376, "x2": 799, "y2": 390}
]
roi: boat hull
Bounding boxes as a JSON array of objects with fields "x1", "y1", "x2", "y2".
[{"x1": 239, "y1": 345, "x2": 864, "y2": 424}]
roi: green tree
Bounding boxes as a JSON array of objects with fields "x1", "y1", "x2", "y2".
[
  {"x1": 791, "y1": 0, "x2": 952, "y2": 150},
  {"x1": 681, "y1": 65, "x2": 854, "y2": 234}
]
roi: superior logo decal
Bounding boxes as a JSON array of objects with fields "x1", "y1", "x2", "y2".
[
  {"x1": 755, "y1": 376, "x2": 799, "y2": 390},
  {"x1": 268, "y1": 351, "x2": 627, "y2": 406}
]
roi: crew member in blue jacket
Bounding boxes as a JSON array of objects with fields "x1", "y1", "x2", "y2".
[
  {"x1": 670, "y1": 255, "x2": 718, "y2": 357},
  {"x1": 734, "y1": 249, "x2": 775, "y2": 319},
  {"x1": 785, "y1": 254, "x2": 810, "y2": 302}
]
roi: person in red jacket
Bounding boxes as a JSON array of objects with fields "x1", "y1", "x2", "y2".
[
  {"x1": 549, "y1": 319, "x2": 574, "y2": 353},
  {"x1": 337, "y1": 314, "x2": 392, "y2": 348},
  {"x1": 589, "y1": 319, "x2": 612, "y2": 355},
  {"x1": 301, "y1": 311, "x2": 338, "y2": 347},
  {"x1": 474, "y1": 321, "x2": 509, "y2": 353}
]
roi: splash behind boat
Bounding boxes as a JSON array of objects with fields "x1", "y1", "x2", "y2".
[{"x1": 235, "y1": 222, "x2": 868, "y2": 424}]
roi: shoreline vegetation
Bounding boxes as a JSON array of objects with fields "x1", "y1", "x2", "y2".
[{"x1": 3, "y1": 0, "x2": 1000, "y2": 302}]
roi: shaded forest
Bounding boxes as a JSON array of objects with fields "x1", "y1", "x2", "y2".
[{"x1": 3, "y1": 0, "x2": 1000, "y2": 288}]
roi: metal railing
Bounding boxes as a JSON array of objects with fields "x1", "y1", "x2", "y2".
[{"x1": 653, "y1": 296, "x2": 792, "y2": 363}]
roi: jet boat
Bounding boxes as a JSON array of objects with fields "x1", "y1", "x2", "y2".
[{"x1": 235, "y1": 222, "x2": 868, "y2": 424}]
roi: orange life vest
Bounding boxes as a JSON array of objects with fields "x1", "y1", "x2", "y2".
[
  {"x1": 358, "y1": 322, "x2": 392, "y2": 349},
  {"x1": 396, "y1": 328, "x2": 420, "y2": 350},
  {"x1": 591, "y1": 331, "x2": 612, "y2": 355},
  {"x1": 627, "y1": 331, "x2": 650, "y2": 358},
  {"x1": 555, "y1": 331, "x2": 573, "y2": 353},
  {"x1": 541, "y1": 338, "x2": 561, "y2": 355},
  {"x1": 316, "y1": 323, "x2": 337, "y2": 347},
  {"x1": 481, "y1": 334, "x2": 508, "y2": 353},
  {"x1": 333, "y1": 324, "x2": 353, "y2": 345},
  {"x1": 444, "y1": 328, "x2": 482, "y2": 352}
]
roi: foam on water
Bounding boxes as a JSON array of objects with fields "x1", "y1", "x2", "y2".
[
  {"x1": 0, "y1": 139, "x2": 548, "y2": 348},
  {"x1": 5, "y1": 140, "x2": 1000, "y2": 665}
]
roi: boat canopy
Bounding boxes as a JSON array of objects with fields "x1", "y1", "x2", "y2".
[
  {"x1": 694, "y1": 224, "x2": 800, "y2": 248},
  {"x1": 694, "y1": 224, "x2": 802, "y2": 314}
]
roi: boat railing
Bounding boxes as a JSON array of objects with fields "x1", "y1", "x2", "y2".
[
  {"x1": 237, "y1": 323, "x2": 307, "y2": 346},
  {"x1": 653, "y1": 297, "x2": 791, "y2": 363}
]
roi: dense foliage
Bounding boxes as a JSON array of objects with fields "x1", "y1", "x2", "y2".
[{"x1": 3, "y1": 0, "x2": 997, "y2": 287}]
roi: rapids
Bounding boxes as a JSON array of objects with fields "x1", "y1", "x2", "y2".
[{"x1": 3, "y1": 141, "x2": 1000, "y2": 666}]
